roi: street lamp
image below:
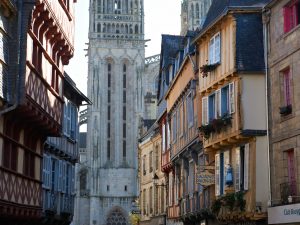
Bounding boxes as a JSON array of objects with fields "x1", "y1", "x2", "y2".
[{"x1": 153, "y1": 173, "x2": 166, "y2": 187}]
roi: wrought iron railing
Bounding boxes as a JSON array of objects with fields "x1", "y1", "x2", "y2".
[{"x1": 280, "y1": 181, "x2": 300, "y2": 204}]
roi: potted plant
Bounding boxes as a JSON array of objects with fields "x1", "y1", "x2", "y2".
[
  {"x1": 198, "y1": 124, "x2": 214, "y2": 139},
  {"x1": 200, "y1": 61, "x2": 219, "y2": 77},
  {"x1": 279, "y1": 104, "x2": 292, "y2": 115}
]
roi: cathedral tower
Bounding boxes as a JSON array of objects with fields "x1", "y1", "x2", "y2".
[
  {"x1": 180, "y1": 0, "x2": 212, "y2": 35},
  {"x1": 74, "y1": 0, "x2": 145, "y2": 224}
]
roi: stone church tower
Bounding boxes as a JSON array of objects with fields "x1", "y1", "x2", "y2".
[
  {"x1": 180, "y1": 0, "x2": 213, "y2": 35},
  {"x1": 74, "y1": 0, "x2": 145, "y2": 225}
]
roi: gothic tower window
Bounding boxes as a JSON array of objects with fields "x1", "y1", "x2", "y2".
[
  {"x1": 107, "y1": 63, "x2": 112, "y2": 160},
  {"x1": 135, "y1": 24, "x2": 138, "y2": 34},
  {"x1": 123, "y1": 64, "x2": 127, "y2": 160},
  {"x1": 97, "y1": 0, "x2": 101, "y2": 13},
  {"x1": 196, "y1": 3, "x2": 199, "y2": 19}
]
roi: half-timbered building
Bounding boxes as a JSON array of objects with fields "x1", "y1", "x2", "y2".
[
  {"x1": 42, "y1": 73, "x2": 90, "y2": 225},
  {"x1": 0, "y1": 0, "x2": 77, "y2": 224},
  {"x1": 194, "y1": 0, "x2": 269, "y2": 224}
]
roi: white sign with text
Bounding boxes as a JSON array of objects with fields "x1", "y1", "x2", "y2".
[{"x1": 268, "y1": 203, "x2": 300, "y2": 224}]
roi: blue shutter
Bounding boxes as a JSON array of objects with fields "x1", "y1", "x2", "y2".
[
  {"x1": 202, "y1": 97, "x2": 208, "y2": 125},
  {"x1": 221, "y1": 86, "x2": 229, "y2": 115},
  {"x1": 58, "y1": 160, "x2": 63, "y2": 192},
  {"x1": 71, "y1": 165, "x2": 75, "y2": 194},
  {"x1": 208, "y1": 94, "x2": 215, "y2": 121},
  {"x1": 54, "y1": 159, "x2": 59, "y2": 191},
  {"x1": 244, "y1": 144, "x2": 249, "y2": 190}
]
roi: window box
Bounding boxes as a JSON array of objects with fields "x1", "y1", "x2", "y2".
[
  {"x1": 198, "y1": 114, "x2": 232, "y2": 139},
  {"x1": 279, "y1": 105, "x2": 292, "y2": 115},
  {"x1": 200, "y1": 63, "x2": 218, "y2": 78}
]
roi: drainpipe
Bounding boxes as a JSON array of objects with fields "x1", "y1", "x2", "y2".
[
  {"x1": 0, "y1": 0, "x2": 26, "y2": 115},
  {"x1": 263, "y1": 8, "x2": 272, "y2": 207}
]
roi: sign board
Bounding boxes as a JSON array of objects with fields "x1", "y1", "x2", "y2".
[
  {"x1": 268, "y1": 203, "x2": 300, "y2": 224},
  {"x1": 131, "y1": 210, "x2": 141, "y2": 215},
  {"x1": 197, "y1": 165, "x2": 215, "y2": 173},
  {"x1": 196, "y1": 171, "x2": 215, "y2": 186}
]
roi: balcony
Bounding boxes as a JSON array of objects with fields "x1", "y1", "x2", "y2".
[
  {"x1": 280, "y1": 181, "x2": 300, "y2": 205},
  {"x1": 46, "y1": 136, "x2": 78, "y2": 160}
]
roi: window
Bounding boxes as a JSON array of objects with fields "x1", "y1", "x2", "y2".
[
  {"x1": 143, "y1": 155, "x2": 146, "y2": 175},
  {"x1": 187, "y1": 93, "x2": 194, "y2": 127},
  {"x1": 235, "y1": 144, "x2": 249, "y2": 192},
  {"x1": 123, "y1": 123, "x2": 126, "y2": 138},
  {"x1": 123, "y1": 140, "x2": 126, "y2": 158},
  {"x1": 149, "y1": 187, "x2": 153, "y2": 214},
  {"x1": 162, "y1": 123, "x2": 166, "y2": 153},
  {"x1": 167, "y1": 122, "x2": 171, "y2": 149},
  {"x1": 107, "y1": 140, "x2": 111, "y2": 160},
  {"x1": 282, "y1": 68, "x2": 292, "y2": 106},
  {"x1": 180, "y1": 103, "x2": 185, "y2": 136},
  {"x1": 42, "y1": 155, "x2": 52, "y2": 189},
  {"x1": 209, "y1": 33, "x2": 221, "y2": 64},
  {"x1": 202, "y1": 82, "x2": 235, "y2": 124},
  {"x1": 283, "y1": 0, "x2": 300, "y2": 33},
  {"x1": 63, "y1": 100, "x2": 77, "y2": 140},
  {"x1": 188, "y1": 161, "x2": 194, "y2": 197},
  {"x1": 155, "y1": 145, "x2": 159, "y2": 170},
  {"x1": 143, "y1": 189, "x2": 146, "y2": 214},
  {"x1": 286, "y1": 149, "x2": 297, "y2": 195},
  {"x1": 149, "y1": 151, "x2": 153, "y2": 172},
  {"x1": 125, "y1": 185, "x2": 127, "y2": 191},
  {"x1": 172, "y1": 112, "x2": 177, "y2": 142},
  {"x1": 107, "y1": 185, "x2": 110, "y2": 191},
  {"x1": 215, "y1": 151, "x2": 230, "y2": 196},
  {"x1": 202, "y1": 97, "x2": 208, "y2": 125}
]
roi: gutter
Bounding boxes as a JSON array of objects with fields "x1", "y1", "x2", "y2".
[
  {"x1": 263, "y1": 7, "x2": 272, "y2": 207},
  {"x1": 0, "y1": 0, "x2": 24, "y2": 116}
]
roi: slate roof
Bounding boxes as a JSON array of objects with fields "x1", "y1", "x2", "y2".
[
  {"x1": 201, "y1": 0, "x2": 269, "y2": 33},
  {"x1": 157, "y1": 34, "x2": 184, "y2": 103},
  {"x1": 235, "y1": 13, "x2": 265, "y2": 72}
]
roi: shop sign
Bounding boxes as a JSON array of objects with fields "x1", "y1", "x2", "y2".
[
  {"x1": 268, "y1": 203, "x2": 300, "y2": 224},
  {"x1": 196, "y1": 171, "x2": 215, "y2": 186}
]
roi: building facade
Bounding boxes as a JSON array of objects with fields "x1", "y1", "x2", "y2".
[
  {"x1": 42, "y1": 73, "x2": 90, "y2": 225},
  {"x1": 0, "y1": 0, "x2": 76, "y2": 224},
  {"x1": 165, "y1": 31, "x2": 207, "y2": 225},
  {"x1": 266, "y1": 0, "x2": 300, "y2": 224},
  {"x1": 74, "y1": 0, "x2": 145, "y2": 224},
  {"x1": 139, "y1": 123, "x2": 166, "y2": 225},
  {"x1": 194, "y1": 0, "x2": 269, "y2": 224},
  {"x1": 157, "y1": 34, "x2": 185, "y2": 225}
]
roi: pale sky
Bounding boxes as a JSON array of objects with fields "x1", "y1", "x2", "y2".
[{"x1": 65, "y1": 0, "x2": 181, "y2": 95}]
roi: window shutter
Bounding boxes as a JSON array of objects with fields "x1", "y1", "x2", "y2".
[
  {"x1": 42, "y1": 155, "x2": 47, "y2": 188},
  {"x1": 221, "y1": 86, "x2": 229, "y2": 115},
  {"x1": 229, "y1": 82, "x2": 235, "y2": 114},
  {"x1": 284, "y1": 6, "x2": 292, "y2": 33},
  {"x1": 47, "y1": 156, "x2": 52, "y2": 189},
  {"x1": 202, "y1": 97, "x2": 208, "y2": 125},
  {"x1": 215, "y1": 154, "x2": 220, "y2": 196},
  {"x1": 58, "y1": 160, "x2": 63, "y2": 191},
  {"x1": 209, "y1": 38, "x2": 214, "y2": 64},
  {"x1": 215, "y1": 33, "x2": 221, "y2": 63},
  {"x1": 283, "y1": 69, "x2": 291, "y2": 106},
  {"x1": 63, "y1": 103, "x2": 67, "y2": 135},
  {"x1": 215, "y1": 89, "x2": 221, "y2": 118},
  {"x1": 244, "y1": 143, "x2": 249, "y2": 190},
  {"x1": 235, "y1": 147, "x2": 241, "y2": 192},
  {"x1": 167, "y1": 122, "x2": 170, "y2": 149},
  {"x1": 71, "y1": 165, "x2": 75, "y2": 194},
  {"x1": 162, "y1": 123, "x2": 165, "y2": 152}
]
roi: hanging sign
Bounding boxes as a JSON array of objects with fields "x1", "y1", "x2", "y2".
[{"x1": 196, "y1": 171, "x2": 215, "y2": 186}]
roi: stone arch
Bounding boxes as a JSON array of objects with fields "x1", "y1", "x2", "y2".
[{"x1": 105, "y1": 206, "x2": 128, "y2": 225}]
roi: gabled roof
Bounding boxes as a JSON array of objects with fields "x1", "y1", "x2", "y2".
[
  {"x1": 157, "y1": 35, "x2": 184, "y2": 102},
  {"x1": 200, "y1": 0, "x2": 269, "y2": 37}
]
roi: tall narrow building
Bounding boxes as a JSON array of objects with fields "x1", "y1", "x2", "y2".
[{"x1": 74, "y1": 0, "x2": 145, "y2": 225}]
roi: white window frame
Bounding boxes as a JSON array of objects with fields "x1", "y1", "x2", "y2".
[
  {"x1": 209, "y1": 32, "x2": 221, "y2": 65},
  {"x1": 187, "y1": 92, "x2": 194, "y2": 128},
  {"x1": 202, "y1": 97, "x2": 208, "y2": 125}
]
